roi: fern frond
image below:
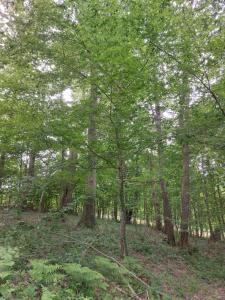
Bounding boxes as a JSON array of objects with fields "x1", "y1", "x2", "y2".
[
  {"x1": 41, "y1": 286, "x2": 55, "y2": 300},
  {"x1": 29, "y1": 259, "x2": 64, "y2": 284}
]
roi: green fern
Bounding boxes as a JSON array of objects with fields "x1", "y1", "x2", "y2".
[
  {"x1": 28, "y1": 260, "x2": 108, "y2": 298},
  {"x1": 29, "y1": 259, "x2": 64, "y2": 284},
  {"x1": 0, "y1": 246, "x2": 18, "y2": 275},
  {"x1": 0, "y1": 246, "x2": 19, "y2": 281},
  {"x1": 63, "y1": 263, "x2": 108, "y2": 291},
  {"x1": 41, "y1": 286, "x2": 56, "y2": 300},
  {"x1": 94, "y1": 256, "x2": 127, "y2": 284},
  {"x1": 0, "y1": 247, "x2": 19, "y2": 299}
]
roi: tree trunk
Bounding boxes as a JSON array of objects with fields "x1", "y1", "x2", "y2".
[
  {"x1": 39, "y1": 191, "x2": 46, "y2": 212},
  {"x1": 179, "y1": 81, "x2": 190, "y2": 247},
  {"x1": 125, "y1": 209, "x2": 133, "y2": 224},
  {"x1": 180, "y1": 143, "x2": 190, "y2": 247},
  {"x1": 144, "y1": 193, "x2": 150, "y2": 227},
  {"x1": 118, "y1": 158, "x2": 128, "y2": 257},
  {"x1": 202, "y1": 176, "x2": 214, "y2": 240},
  {"x1": 113, "y1": 196, "x2": 118, "y2": 221},
  {"x1": 155, "y1": 103, "x2": 175, "y2": 246},
  {"x1": 60, "y1": 149, "x2": 77, "y2": 208},
  {"x1": 78, "y1": 83, "x2": 97, "y2": 228},
  {"x1": 28, "y1": 152, "x2": 35, "y2": 177},
  {"x1": 152, "y1": 180, "x2": 162, "y2": 231},
  {"x1": 149, "y1": 154, "x2": 162, "y2": 230},
  {"x1": 0, "y1": 153, "x2": 5, "y2": 189},
  {"x1": 216, "y1": 184, "x2": 225, "y2": 235},
  {"x1": 193, "y1": 203, "x2": 199, "y2": 237},
  {"x1": 160, "y1": 179, "x2": 176, "y2": 245},
  {"x1": 22, "y1": 152, "x2": 36, "y2": 210}
]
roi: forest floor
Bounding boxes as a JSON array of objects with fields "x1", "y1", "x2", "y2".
[{"x1": 0, "y1": 209, "x2": 224, "y2": 300}]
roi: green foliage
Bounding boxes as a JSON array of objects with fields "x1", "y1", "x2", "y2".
[
  {"x1": 63, "y1": 262, "x2": 108, "y2": 292},
  {"x1": 0, "y1": 246, "x2": 19, "y2": 281},
  {"x1": 29, "y1": 259, "x2": 63, "y2": 284},
  {"x1": 0, "y1": 216, "x2": 225, "y2": 299},
  {"x1": 41, "y1": 287, "x2": 56, "y2": 300},
  {"x1": 0, "y1": 247, "x2": 19, "y2": 299},
  {"x1": 27, "y1": 259, "x2": 109, "y2": 298},
  {"x1": 183, "y1": 250, "x2": 225, "y2": 282},
  {"x1": 94, "y1": 256, "x2": 126, "y2": 284}
]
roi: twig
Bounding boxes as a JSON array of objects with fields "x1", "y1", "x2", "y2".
[
  {"x1": 55, "y1": 233, "x2": 151, "y2": 289},
  {"x1": 128, "y1": 283, "x2": 143, "y2": 300}
]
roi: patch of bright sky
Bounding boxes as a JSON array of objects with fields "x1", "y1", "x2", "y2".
[{"x1": 63, "y1": 88, "x2": 73, "y2": 104}]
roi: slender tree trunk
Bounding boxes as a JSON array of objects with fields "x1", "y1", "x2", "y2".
[
  {"x1": 113, "y1": 196, "x2": 118, "y2": 221},
  {"x1": 22, "y1": 152, "x2": 36, "y2": 210},
  {"x1": 155, "y1": 103, "x2": 175, "y2": 246},
  {"x1": 152, "y1": 180, "x2": 162, "y2": 231},
  {"x1": 179, "y1": 81, "x2": 190, "y2": 247},
  {"x1": 193, "y1": 203, "x2": 199, "y2": 237},
  {"x1": 180, "y1": 143, "x2": 190, "y2": 246},
  {"x1": 202, "y1": 175, "x2": 214, "y2": 240},
  {"x1": 78, "y1": 83, "x2": 97, "y2": 228},
  {"x1": 0, "y1": 153, "x2": 5, "y2": 189},
  {"x1": 216, "y1": 185, "x2": 225, "y2": 235},
  {"x1": 118, "y1": 158, "x2": 128, "y2": 257},
  {"x1": 39, "y1": 191, "x2": 46, "y2": 212},
  {"x1": 208, "y1": 169, "x2": 225, "y2": 237},
  {"x1": 149, "y1": 154, "x2": 162, "y2": 230},
  {"x1": 160, "y1": 179, "x2": 176, "y2": 245},
  {"x1": 144, "y1": 193, "x2": 150, "y2": 227},
  {"x1": 60, "y1": 149, "x2": 77, "y2": 208}
]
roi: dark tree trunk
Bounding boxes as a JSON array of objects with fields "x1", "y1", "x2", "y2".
[
  {"x1": 60, "y1": 186, "x2": 73, "y2": 208},
  {"x1": 78, "y1": 83, "x2": 97, "y2": 228},
  {"x1": 155, "y1": 103, "x2": 175, "y2": 246},
  {"x1": 125, "y1": 209, "x2": 133, "y2": 224},
  {"x1": 152, "y1": 180, "x2": 162, "y2": 231},
  {"x1": 113, "y1": 197, "x2": 118, "y2": 221},
  {"x1": 60, "y1": 149, "x2": 77, "y2": 208},
  {"x1": 160, "y1": 179, "x2": 176, "y2": 245}
]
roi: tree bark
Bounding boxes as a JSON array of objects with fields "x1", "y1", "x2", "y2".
[
  {"x1": 28, "y1": 152, "x2": 35, "y2": 177},
  {"x1": 155, "y1": 103, "x2": 175, "y2": 246},
  {"x1": 78, "y1": 83, "x2": 97, "y2": 228}
]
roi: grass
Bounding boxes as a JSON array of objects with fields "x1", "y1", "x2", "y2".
[{"x1": 0, "y1": 209, "x2": 224, "y2": 299}]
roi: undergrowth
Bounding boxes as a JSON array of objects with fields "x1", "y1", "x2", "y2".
[{"x1": 0, "y1": 212, "x2": 224, "y2": 299}]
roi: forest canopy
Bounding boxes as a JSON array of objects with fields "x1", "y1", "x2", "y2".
[{"x1": 0, "y1": 1, "x2": 225, "y2": 299}]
